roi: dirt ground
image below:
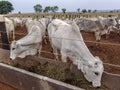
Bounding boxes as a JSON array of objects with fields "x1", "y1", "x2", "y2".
[
  {"x1": 0, "y1": 25, "x2": 120, "y2": 89},
  {"x1": 1, "y1": 25, "x2": 119, "y2": 74}
]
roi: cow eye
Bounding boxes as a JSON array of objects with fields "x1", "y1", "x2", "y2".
[
  {"x1": 88, "y1": 65, "x2": 92, "y2": 68},
  {"x1": 12, "y1": 48, "x2": 15, "y2": 50},
  {"x1": 109, "y1": 19, "x2": 113, "y2": 21},
  {"x1": 94, "y1": 72, "x2": 99, "y2": 76}
]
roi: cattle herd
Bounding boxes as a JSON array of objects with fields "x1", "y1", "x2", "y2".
[{"x1": 1, "y1": 15, "x2": 120, "y2": 87}]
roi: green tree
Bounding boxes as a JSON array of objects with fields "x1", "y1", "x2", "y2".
[
  {"x1": 43, "y1": 6, "x2": 51, "y2": 13},
  {"x1": 51, "y1": 6, "x2": 59, "y2": 12},
  {"x1": 33, "y1": 4, "x2": 42, "y2": 13},
  {"x1": 93, "y1": 9, "x2": 97, "y2": 13},
  {"x1": 88, "y1": 9, "x2": 91, "y2": 13},
  {"x1": 18, "y1": 11, "x2": 21, "y2": 14},
  {"x1": 110, "y1": 10, "x2": 113, "y2": 13},
  {"x1": 82, "y1": 9, "x2": 87, "y2": 13},
  {"x1": 77, "y1": 8, "x2": 80, "y2": 13},
  {"x1": 0, "y1": 0, "x2": 14, "y2": 14},
  {"x1": 61, "y1": 8, "x2": 66, "y2": 13}
]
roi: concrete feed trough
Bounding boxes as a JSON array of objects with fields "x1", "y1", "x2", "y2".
[
  {"x1": 0, "y1": 49, "x2": 120, "y2": 90},
  {"x1": 0, "y1": 63, "x2": 83, "y2": 90},
  {"x1": 0, "y1": 49, "x2": 83, "y2": 90}
]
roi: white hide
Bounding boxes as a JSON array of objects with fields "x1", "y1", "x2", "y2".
[
  {"x1": 77, "y1": 56, "x2": 103, "y2": 87},
  {"x1": 10, "y1": 25, "x2": 42, "y2": 60},
  {"x1": 25, "y1": 18, "x2": 50, "y2": 44},
  {"x1": 12, "y1": 17, "x2": 23, "y2": 28},
  {"x1": 75, "y1": 16, "x2": 117, "y2": 41},
  {"x1": 5, "y1": 17, "x2": 15, "y2": 40},
  {"x1": 48, "y1": 19, "x2": 104, "y2": 87}
]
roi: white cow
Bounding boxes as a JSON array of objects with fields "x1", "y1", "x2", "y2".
[
  {"x1": 107, "y1": 18, "x2": 120, "y2": 34},
  {"x1": 48, "y1": 19, "x2": 104, "y2": 87},
  {"x1": 12, "y1": 17, "x2": 23, "y2": 28},
  {"x1": 23, "y1": 18, "x2": 33, "y2": 32},
  {"x1": 10, "y1": 21, "x2": 43, "y2": 60},
  {"x1": 5, "y1": 17, "x2": 15, "y2": 40},
  {"x1": 38, "y1": 17, "x2": 51, "y2": 30},
  {"x1": 38, "y1": 17, "x2": 52, "y2": 44},
  {"x1": 75, "y1": 16, "x2": 117, "y2": 41},
  {"x1": 24, "y1": 17, "x2": 51, "y2": 44}
]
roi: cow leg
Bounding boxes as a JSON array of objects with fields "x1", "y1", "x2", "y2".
[
  {"x1": 61, "y1": 51, "x2": 67, "y2": 63},
  {"x1": 52, "y1": 46, "x2": 59, "y2": 60},
  {"x1": 44, "y1": 30, "x2": 49, "y2": 45},
  {"x1": 73, "y1": 60, "x2": 77, "y2": 65},
  {"x1": 12, "y1": 29, "x2": 15, "y2": 40},
  {"x1": 7, "y1": 31, "x2": 10, "y2": 42},
  {"x1": 105, "y1": 27, "x2": 111, "y2": 39},
  {"x1": 38, "y1": 44, "x2": 42, "y2": 56},
  {"x1": 43, "y1": 35, "x2": 47, "y2": 44},
  {"x1": 94, "y1": 32, "x2": 101, "y2": 48},
  {"x1": 69, "y1": 56, "x2": 77, "y2": 65},
  {"x1": 95, "y1": 31, "x2": 101, "y2": 41},
  {"x1": 105, "y1": 33, "x2": 110, "y2": 40},
  {"x1": 49, "y1": 38, "x2": 59, "y2": 60},
  {"x1": 48, "y1": 38, "x2": 54, "y2": 52},
  {"x1": 9, "y1": 31, "x2": 11, "y2": 40}
]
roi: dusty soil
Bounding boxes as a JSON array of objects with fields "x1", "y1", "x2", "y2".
[{"x1": 0, "y1": 26, "x2": 120, "y2": 89}]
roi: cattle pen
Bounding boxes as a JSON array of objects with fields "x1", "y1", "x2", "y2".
[
  {"x1": 0, "y1": 14, "x2": 120, "y2": 90},
  {"x1": 4, "y1": 12, "x2": 120, "y2": 19}
]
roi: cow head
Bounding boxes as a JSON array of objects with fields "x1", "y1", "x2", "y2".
[
  {"x1": 10, "y1": 40, "x2": 21, "y2": 60},
  {"x1": 107, "y1": 16, "x2": 117, "y2": 26},
  {"x1": 10, "y1": 40, "x2": 28, "y2": 60},
  {"x1": 10, "y1": 40, "x2": 39, "y2": 60},
  {"x1": 77, "y1": 56, "x2": 104, "y2": 87}
]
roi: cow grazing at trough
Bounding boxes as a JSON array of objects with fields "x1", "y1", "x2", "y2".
[
  {"x1": 10, "y1": 21, "x2": 44, "y2": 60},
  {"x1": 47, "y1": 19, "x2": 104, "y2": 87},
  {"x1": 75, "y1": 16, "x2": 117, "y2": 41}
]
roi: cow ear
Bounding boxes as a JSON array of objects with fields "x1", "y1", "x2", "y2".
[
  {"x1": 95, "y1": 56, "x2": 103, "y2": 67},
  {"x1": 12, "y1": 41, "x2": 19, "y2": 48},
  {"x1": 95, "y1": 56, "x2": 101, "y2": 61},
  {"x1": 94, "y1": 61, "x2": 99, "y2": 68},
  {"x1": 87, "y1": 61, "x2": 93, "y2": 68},
  {"x1": 13, "y1": 41, "x2": 17, "y2": 45}
]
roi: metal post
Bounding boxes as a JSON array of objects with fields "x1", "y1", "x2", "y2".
[{"x1": 0, "y1": 15, "x2": 10, "y2": 50}]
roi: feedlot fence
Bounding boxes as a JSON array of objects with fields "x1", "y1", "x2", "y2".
[
  {"x1": 4, "y1": 12, "x2": 120, "y2": 19},
  {"x1": 0, "y1": 31, "x2": 120, "y2": 76}
]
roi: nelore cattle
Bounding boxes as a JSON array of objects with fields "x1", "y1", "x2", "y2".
[
  {"x1": 75, "y1": 16, "x2": 117, "y2": 41},
  {"x1": 5, "y1": 17, "x2": 15, "y2": 40},
  {"x1": 10, "y1": 16, "x2": 51, "y2": 60},
  {"x1": 48, "y1": 19, "x2": 104, "y2": 87}
]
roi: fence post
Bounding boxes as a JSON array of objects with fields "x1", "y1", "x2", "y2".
[{"x1": 0, "y1": 15, "x2": 10, "y2": 50}]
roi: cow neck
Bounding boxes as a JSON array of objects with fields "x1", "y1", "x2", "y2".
[{"x1": 76, "y1": 39, "x2": 95, "y2": 62}]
